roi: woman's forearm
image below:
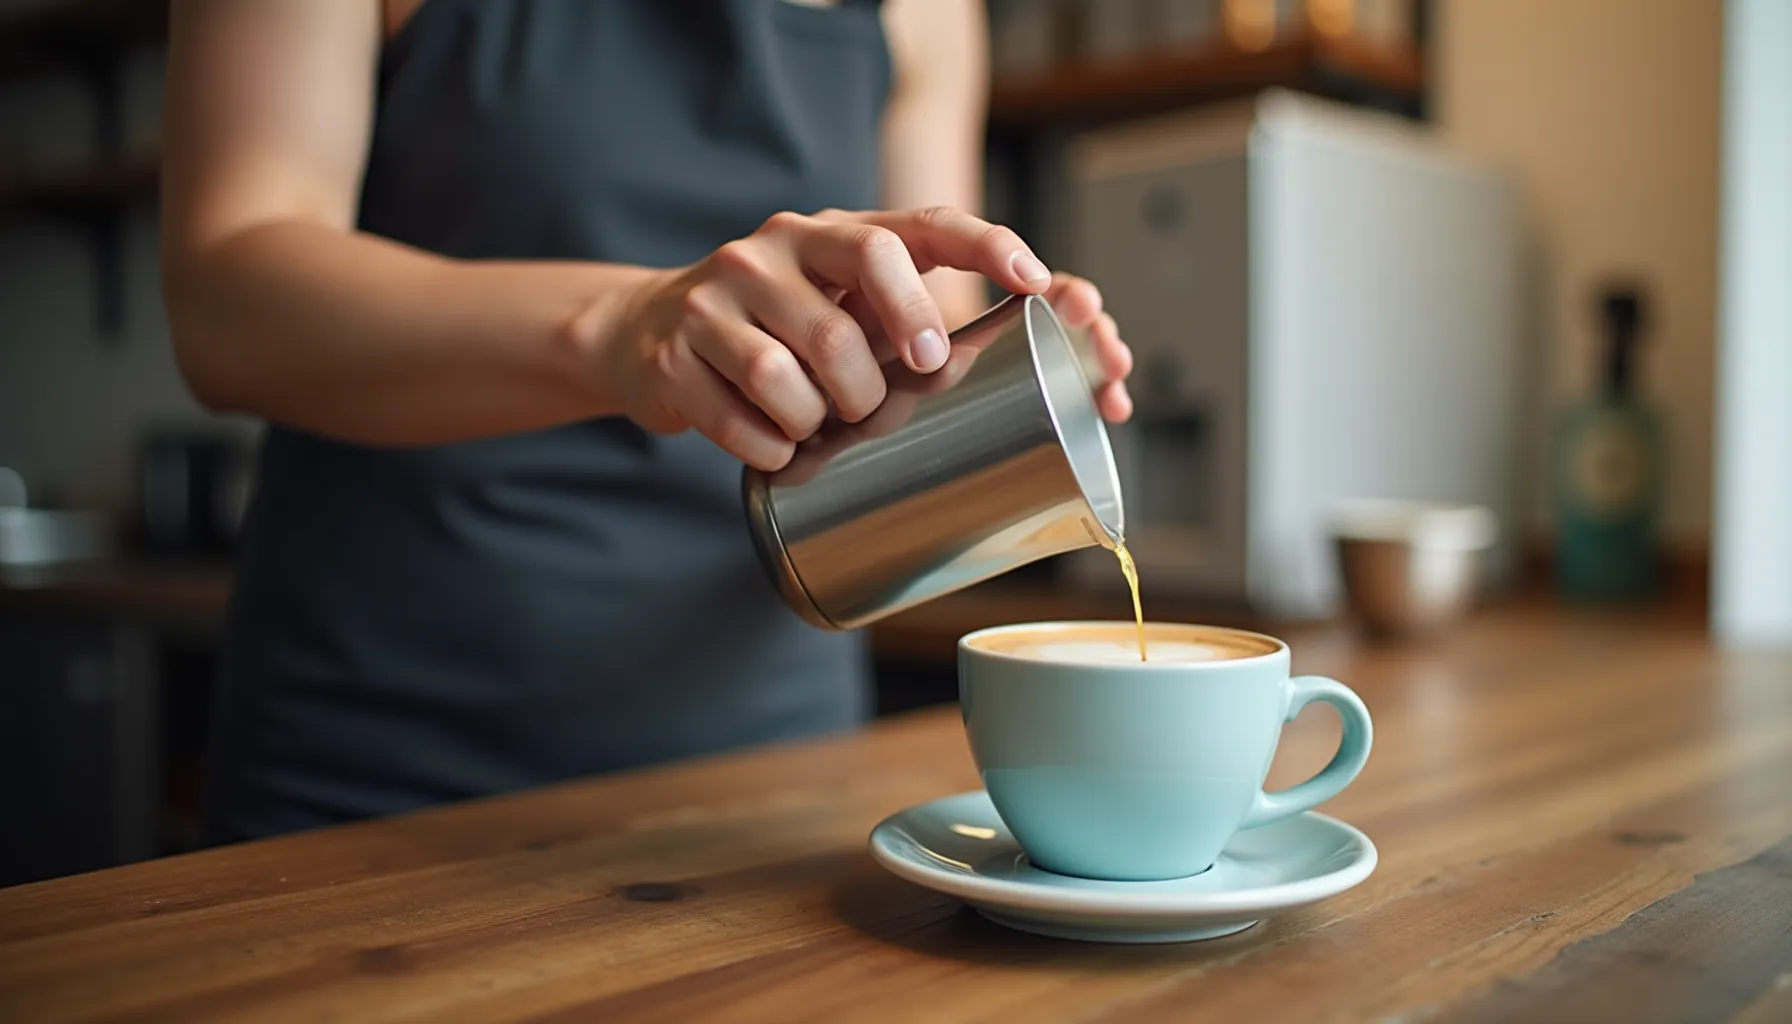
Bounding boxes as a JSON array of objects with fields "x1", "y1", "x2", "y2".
[{"x1": 163, "y1": 218, "x2": 659, "y2": 447}]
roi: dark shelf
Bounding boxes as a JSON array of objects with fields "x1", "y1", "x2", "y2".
[
  {"x1": 0, "y1": 0, "x2": 167, "y2": 82},
  {"x1": 0, "y1": 2, "x2": 169, "y2": 339},
  {"x1": 0, "y1": 155, "x2": 158, "y2": 218},
  {"x1": 989, "y1": 32, "x2": 1425, "y2": 131},
  {"x1": 0, "y1": 155, "x2": 159, "y2": 333}
]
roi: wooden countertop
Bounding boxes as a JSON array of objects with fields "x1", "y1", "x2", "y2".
[{"x1": 4, "y1": 599, "x2": 1790, "y2": 1022}]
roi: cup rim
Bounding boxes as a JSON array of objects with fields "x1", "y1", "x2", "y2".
[{"x1": 958, "y1": 620, "x2": 1289, "y2": 669}]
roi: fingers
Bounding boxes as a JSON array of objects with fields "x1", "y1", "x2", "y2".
[
  {"x1": 655, "y1": 340, "x2": 795, "y2": 471},
  {"x1": 794, "y1": 220, "x2": 951, "y2": 374},
  {"x1": 666, "y1": 207, "x2": 1071, "y2": 467},
  {"x1": 1091, "y1": 309, "x2": 1133, "y2": 423},
  {"x1": 709, "y1": 236, "x2": 887, "y2": 422},
  {"x1": 1046, "y1": 273, "x2": 1103, "y2": 328},
  {"x1": 1096, "y1": 379, "x2": 1133, "y2": 424},
  {"x1": 844, "y1": 206, "x2": 1052, "y2": 297},
  {"x1": 678, "y1": 284, "x2": 829, "y2": 441},
  {"x1": 835, "y1": 289, "x2": 899, "y2": 365},
  {"x1": 775, "y1": 207, "x2": 1054, "y2": 374},
  {"x1": 1047, "y1": 273, "x2": 1134, "y2": 410},
  {"x1": 1047, "y1": 273, "x2": 1127, "y2": 378},
  {"x1": 1090, "y1": 311, "x2": 1132, "y2": 384}
]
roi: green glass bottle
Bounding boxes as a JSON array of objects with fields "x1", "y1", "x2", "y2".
[{"x1": 1551, "y1": 283, "x2": 1665, "y2": 600}]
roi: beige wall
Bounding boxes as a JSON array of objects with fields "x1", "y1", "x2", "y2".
[{"x1": 1434, "y1": 0, "x2": 1724, "y2": 541}]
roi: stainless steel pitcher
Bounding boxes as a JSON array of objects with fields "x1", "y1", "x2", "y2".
[{"x1": 743, "y1": 293, "x2": 1125, "y2": 631}]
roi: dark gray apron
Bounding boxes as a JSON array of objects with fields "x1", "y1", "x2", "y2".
[{"x1": 205, "y1": 0, "x2": 886, "y2": 842}]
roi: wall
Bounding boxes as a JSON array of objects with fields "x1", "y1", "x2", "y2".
[
  {"x1": 0, "y1": 47, "x2": 252, "y2": 517},
  {"x1": 1433, "y1": 0, "x2": 1724, "y2": 544},
  {"x1": 1712, "y1": 0, "x2": 1792, "y2": 646}
]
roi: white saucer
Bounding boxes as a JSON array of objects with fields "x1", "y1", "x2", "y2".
[{"x1": 868, "y1": 790, "x2": 1376, "y2": 944}]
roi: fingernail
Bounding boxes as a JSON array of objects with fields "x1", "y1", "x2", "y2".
[
  {"x1": 910, "y1": 328, "x2": 948, "y2": 372},
  {"x1": 1010, "y1": 251, "x2": 1051, "y2": 287}
]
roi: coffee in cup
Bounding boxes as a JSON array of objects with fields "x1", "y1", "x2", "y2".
[
  {"x1": 959, "y1": 621, "x2": 1373, "y2": 882},
  {"x1": 964, "y1": 621, "x2": 1279, "y2": 664}
]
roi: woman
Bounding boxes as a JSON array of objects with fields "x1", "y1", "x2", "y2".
[{"x1": 161, "y1": 0, "x2": 1134, "y2": 843}]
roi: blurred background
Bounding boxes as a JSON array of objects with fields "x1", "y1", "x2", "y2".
[{"x1": 0, "y1": 1, "x2": 1784, "y2": 886}]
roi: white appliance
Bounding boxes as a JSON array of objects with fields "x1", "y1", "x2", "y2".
[{"x1": 1056, "y1": 90, "x2": 1527, "y2": 618}]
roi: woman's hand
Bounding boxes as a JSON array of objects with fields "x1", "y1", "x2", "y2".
[
  {"x1": 1044, "y1": 272, "x2": 1134, "y2": 425},
  {"x1": 592, "y1": 207, "x2": 1132, "y2": 470},
  {"x1": 596, "y1": 206, "x2": 1049, "y2": 470}
]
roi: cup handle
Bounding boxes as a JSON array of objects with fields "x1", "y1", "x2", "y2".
[{"x1": 1241, "y1": 676, "x2": 1373, "y2": 829}]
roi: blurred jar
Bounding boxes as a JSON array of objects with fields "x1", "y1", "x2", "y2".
[
  {"x1": 1221, "y1": 0, "x2": 1302, "y2": 51},
  {"x1": 1307, "y1": 0, "x2": 1354, "y2": 37},
  {"x1": 989, "y1": 0, "x2": 1063, "y2": 79},
  {"x1": 1306, "y1": 0, "x2": 1415, "y2": 49}
]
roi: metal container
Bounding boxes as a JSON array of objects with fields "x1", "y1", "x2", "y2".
[
  {"x1": 743, "y1": 293, "x2": 1125, "y2": 631},
  {"x1": 1331, "y1": 500, "x2": 1499, "y2": 638}
]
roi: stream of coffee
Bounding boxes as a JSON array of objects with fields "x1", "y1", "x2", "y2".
[{"x1": 1114, "y1": 539, "x2": 1146, "y2": 661}]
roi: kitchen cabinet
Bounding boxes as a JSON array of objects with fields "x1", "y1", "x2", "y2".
[
  {"x1": 0, "y1": 611, "x2": 160, "y2": 887},
  {"x1": 0, "y1": 559, "x2": 229, "y2": 886}
]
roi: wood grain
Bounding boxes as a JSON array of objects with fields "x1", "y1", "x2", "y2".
[
  {"x1": 2, "y1": 598, "x2": 1789, "y2": 1023},
  {"x1": 1433, "y1": 837, "x2": 1792, "y2": 1024}
]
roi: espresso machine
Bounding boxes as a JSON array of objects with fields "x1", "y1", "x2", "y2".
[{"x1": 1053, "y1": 90, "x2": 1527, "y2": 618}]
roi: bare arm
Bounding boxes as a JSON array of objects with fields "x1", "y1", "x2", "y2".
[
  {"x1": 160, "y1": 0, "x2": 640, "y2": 446},
  {"x1": 164, "y1": 0, "x2": 1072, "y2": 466},
  {"x1": 879, "y1": 0, "x2": 991, "y2": 327}
]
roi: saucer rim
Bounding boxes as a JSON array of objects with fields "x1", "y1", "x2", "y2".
[{"x1": 867, "y1": 789, "x2": 1377, "y2": 918}]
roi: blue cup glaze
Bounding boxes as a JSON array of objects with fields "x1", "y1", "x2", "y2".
[{"x1": 959, "y1": 621, "x2": 1373, "y2": 882}]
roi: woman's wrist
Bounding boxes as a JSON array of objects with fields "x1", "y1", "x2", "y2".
[{"x1": 541, "y1": 262, "x2": 677, "y2": 421}]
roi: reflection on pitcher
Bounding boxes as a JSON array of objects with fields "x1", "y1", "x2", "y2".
[
  {"x1": 745, "y1": 295, "x2": 1126, "y2": 631},
  {"x1": 774, "y1": 333, "x2": 991, "y2": 488}
]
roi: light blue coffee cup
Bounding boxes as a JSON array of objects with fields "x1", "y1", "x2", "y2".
[{"x1": 959, "y1": 621, "x2": 1373, "y2": 882}]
